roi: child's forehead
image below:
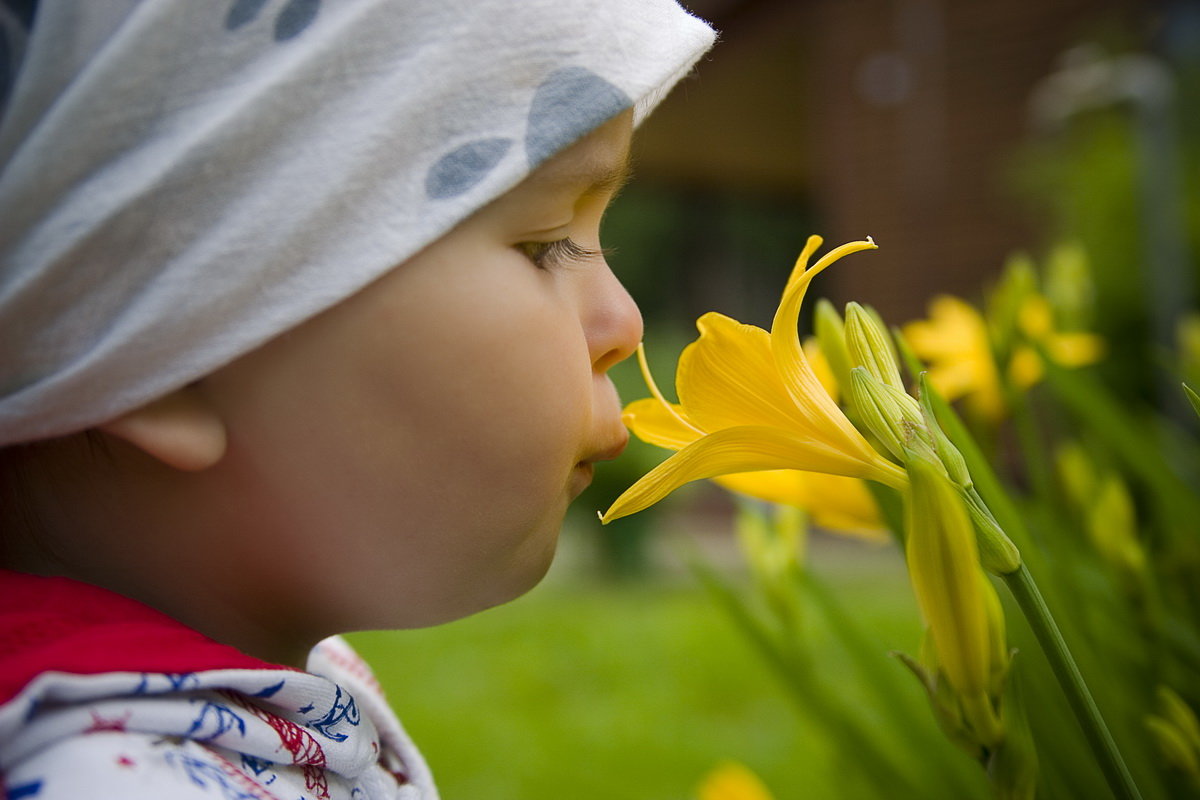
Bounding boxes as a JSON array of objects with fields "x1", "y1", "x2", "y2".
[{"x1": 524, "y1": 112, "x2": 635, "y2": 198}]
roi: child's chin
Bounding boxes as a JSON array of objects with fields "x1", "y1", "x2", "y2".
[{"x1": 412, "y1": 538, "x2": 561, "y2": 628}]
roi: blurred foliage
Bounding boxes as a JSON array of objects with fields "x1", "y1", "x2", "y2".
[
  {"x1": 350, "y1": 553, "x2": 923, "y2": 800},
  {"x1": 1010, "y1": 11, "x2": 1200, "y2": 415}
]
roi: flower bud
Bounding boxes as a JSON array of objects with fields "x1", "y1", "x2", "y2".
[
  {"x1": 988, "y1": 253, "x2": 1038, "y2": 359},
  {"x1": 1043, "y1": 240, "x2": 1094, "y2": 331},
  {"x1": 848, "y1": 367, "x2": 935, "y2": 464},
  {"x1": 960, "y1": 490, "x2": 1023, "y2": 575},
  {"x1": 894, "y1": 645, "x2": 984, "y2": 760},
  {"x1": 846, "y1": 302, "x2": 905, "y2": 391},
  {"x1": 734, "y1": 501, "x2": 806, "y2": 582},
  {"x1": 904, "y1": 454, "x2": 996, "y2": 703},
  {"x1": 917, "y1": 372, "x2": 971, "y2": 489},
  {"x1": 1088, "y1": 476, "x2": 1147, "y2": 583},
  {"x1": 814, "y1": 298, "x2": 852, "y2": 397},
  {"x1": 916, "y1": 373, "x2": 1021, "y2": 574},
  {"x1": 980, "y1": 576, "x2": 1011, "y2": 694}
]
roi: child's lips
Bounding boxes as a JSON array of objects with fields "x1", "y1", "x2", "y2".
[
  {"x1": 584, "y1": 429, "x2": 629, "y2": 465},
  {"x1": 570, "y1": 430, "x2": 629, "y2": 497}
]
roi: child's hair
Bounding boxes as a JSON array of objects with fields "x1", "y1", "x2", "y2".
[
  {"x1": 0, "y1": 0, "x2": 713, "y2": 448},
  {"x1": 0, "y1": 433, "x2": 111, "y2": 557}
]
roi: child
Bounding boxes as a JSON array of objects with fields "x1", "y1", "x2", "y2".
[{"x1": 0, "y1": 1, "x2": 715, "y2": 797}]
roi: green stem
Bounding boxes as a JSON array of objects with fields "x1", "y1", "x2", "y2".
[
  {"x1": 1007, "y1": 384, "x2": 1056, "y2": 508},
  {"x1": 1003, "y1": 564, "x2": 1143, "y2": 800}
]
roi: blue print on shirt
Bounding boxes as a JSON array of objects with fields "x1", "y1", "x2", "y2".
[
  {"x1": 250, "y1": 679, "x2": 286, "y2": 698},
  {"x1": 303, "y1": 686, "x2": 359, "y2": 741},
  {"x1": 240, "y1": 754, "x2": 277, "y2": 781},
  {"x1": 168, "y1": 753, "x2": 264, "y2": 800},
  {"x1": 187, "y1": 701, "x2": 248, "y2": 741},
  {"x1": 5, "y1": 781, "x2": 42, "y2": 799},
  {"x1": 134, "y1": 672, "x2": 201, "y2": 695}
]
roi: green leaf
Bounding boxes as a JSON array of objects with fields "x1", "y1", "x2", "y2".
[
  {"x1": 1184, "y1": 383, "x2": 1200, "y2": 421},
  {"x1": 1039, "y1": 353, "x2": 1200, "y2": 543}
]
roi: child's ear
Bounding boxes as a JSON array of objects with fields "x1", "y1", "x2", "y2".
[{"x1": 97, "y1": 386, "x2": 228, "y2": 471}]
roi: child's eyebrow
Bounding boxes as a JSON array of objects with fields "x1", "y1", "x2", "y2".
[
  {"x1": 537, "y1": 149, "x2": 634, "y2": 200},
  {"x1": 583, "y1": 153, "x2": 634, "y2": 199}
]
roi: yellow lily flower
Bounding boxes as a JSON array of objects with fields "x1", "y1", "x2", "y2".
[
  {"x1": 1008, "y1": 294, "x2": 1104, "y2": 388},
  {"x1": 619, "y1": 333, "x2": 884, "y2": 537},
  {"x1": 904, "y1": 293, "x2": 1103, "y2": 422},
  {"x1": 602, "y1": 236, "x2": 907, "y2": 524},
  {"x1": 696, "y1": 761, "x2": 776, "y2": 800},
  {"x1": 902, "y1": 295, "x2": 1006, "y2": 422}
]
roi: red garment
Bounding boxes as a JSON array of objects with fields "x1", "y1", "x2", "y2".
[{"x1": 0, "y1": 569, "x2": 283, "y2": 705}]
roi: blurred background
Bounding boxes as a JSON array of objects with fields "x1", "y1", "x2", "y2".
[{"x1": 350, "y1": 2, "x2": 1200, "y2": 797}]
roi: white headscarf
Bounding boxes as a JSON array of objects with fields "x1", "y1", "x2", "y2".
[{"x1": 0, "y1": 0, "x2": 714, "y2": 446}]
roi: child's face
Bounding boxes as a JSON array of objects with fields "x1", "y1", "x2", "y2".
[{"x1": 195, "y1": 111, "x2": 640, "y2": 637}]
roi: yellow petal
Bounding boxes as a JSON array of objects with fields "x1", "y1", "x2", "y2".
[
  {"x1": 716, "y1": 470, "x2": 887, "y2": 540},
  {"x1": 769, "y1": 239, "x2": 884, "y2": 462},
  {"x1": 633, "y1": 342, "x2": 707, "y2": 436},
  {"x1": 677, "y1": 312, "x2": 814, "y2": 433},
  {"x1": 1017, "y1": 295, "x2": 1055, "y2": 338},
  {"x1": 980, "y1": 576, "x2": 1010, "y2": 694},
  {"x1": 623, "y1": 397, "x2": 700, "y2": 450},
  {"x1": 1008, "y1": 347, "x2": 1044, "y2": 390},
  {"x1": 696, "y1": 761, "x2": 776, "y2": 800},
  {"x1": 926, "y1": 361, "x2": 983, "y2": 401},
  {"x1": 1046, "y1": 332, "x2": 1104, "y2": 367},
  {"x1": 803, "y1": 336, "x2": 839, "y2": 402},
  {"x1": 602, "y1": 425, "x2": 887, "y2": 524}
]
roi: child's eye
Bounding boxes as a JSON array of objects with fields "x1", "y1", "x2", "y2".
[{"x1": 518, "y1": 237, "x2": 608, "y2": 270}]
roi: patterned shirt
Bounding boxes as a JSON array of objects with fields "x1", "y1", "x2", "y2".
[{"x1": 0, "y1": 570, "x2": 438, "y2": 799}]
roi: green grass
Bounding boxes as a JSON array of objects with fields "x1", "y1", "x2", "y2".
[{"x1": 348, "y1": 534, "x2": 938, "y2": 800}]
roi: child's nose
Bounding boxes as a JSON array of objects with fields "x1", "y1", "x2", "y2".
[{"x1": 587, "y1": 268, "x2": 644, "y2": 374}]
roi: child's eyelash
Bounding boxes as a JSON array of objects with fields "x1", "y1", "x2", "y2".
[{"x1": 519, "y1": 238, "x2": 610, "y2": 270}]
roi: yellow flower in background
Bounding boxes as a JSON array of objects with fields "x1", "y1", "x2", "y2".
[
  {"x1": 696, "y1": 761, "x2": 776, "y2": 800},
  {"x1": 904, "y1": 292, "x2": 1103, "y2": 422},
  {"x1": 1008, "y1": 294, "x2": 1104, "y2": 388},
  {"x1": 903, "y1": 296, "x2": 1005, "y2": 421},
  {"x1": 602, "y1": 236, "x2": 907, "y2": 524}
]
